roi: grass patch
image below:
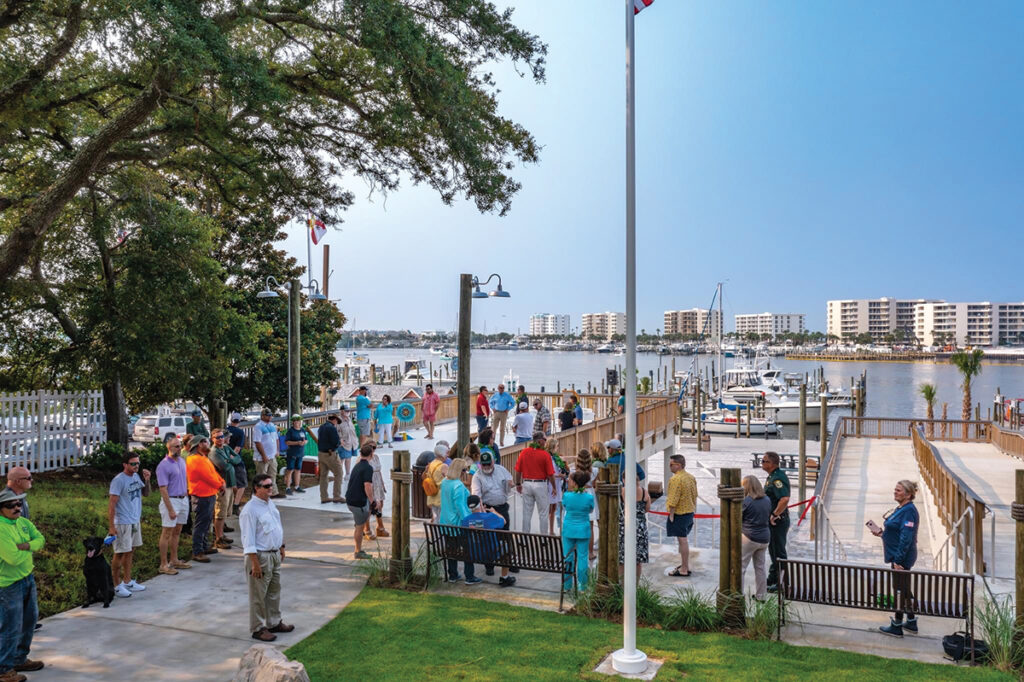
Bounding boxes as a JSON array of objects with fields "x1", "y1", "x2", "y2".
[{"x1": 287, "y1": 587, "x2": 1013, "y2": 682}]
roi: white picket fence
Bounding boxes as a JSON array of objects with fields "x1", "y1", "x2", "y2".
[{"x1": 0, "y1": 390, "x2": 106, "y2": 473}]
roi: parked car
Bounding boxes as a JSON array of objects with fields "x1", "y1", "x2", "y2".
[
  {"x1": 132, "y1": 414, "x2": 191, "y2": 443},
  {"x1": 11, "y1": 437, "x2": 81, "y2": 466}
]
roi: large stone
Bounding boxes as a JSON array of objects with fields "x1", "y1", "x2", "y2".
[{"x1": 233, "y1": 644, "x2": 310, "y2": 682}]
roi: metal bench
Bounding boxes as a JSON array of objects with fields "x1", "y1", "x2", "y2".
[
  {"x1": 751, "y1": 453, "x2": 819, "y2": 479},
  {"x1": 778, "y1": 559, "x2": 975, "y2": 660},
  {"x1": 423, "y1": 522, "x2": 577, "y2": 611}
]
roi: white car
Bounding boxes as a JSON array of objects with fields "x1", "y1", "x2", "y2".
[
  {"x1": 11, "y1": 437, "x2": 81, "y2": 466},
  {"x1": 132, "y1": 415, "x2": 192, "y2": 443}
]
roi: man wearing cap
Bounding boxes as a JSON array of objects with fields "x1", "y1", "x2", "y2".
[
  {"x1": 337, "y1": 406, "x2": 359, "y2": 480},
  {"x1": 488, "y1": 384, "x2": 516, "y2": 447},
  {"x1": 511, "y1": 402, "x2": 534, "y2": 444},
  {"x1": 227, "y1": 413, "x2": 248, "y2": 514},
  {"x1": 210, "y1": 429, "x2": 240, "y2": 551},
  {"x1": 316, "y1": 414, "x2": 345, "y2": 504},
  {"x1": 514, "y1": 433, "x2": 555, "y2": 534},
  {"x1": 470, "y1": 451, "x2": 518, "y2": 581},
  {"x1": 0, "y1": 488, "x2": 45, "y2": 680},
  {"x1": 156, "y1": 434, "x2": 192, "y2": 575},
  {"x1": 186, "y1": 409, "x2": 209, "y2": 438},
  {"x1": 422, "y1": 384, "x2": 440, "y2": 439},
  {"x1": 2, "y1": 468, "x2": 32, "y2": 521},
  {"x1": 108, "y1": 451, "x2": 152, "y2": 598},
  {"x1": 283, "y1": 415, "x2": 307, "y2": 495},
  {"x1": 187, "y1": 437, "x2": 225, "y2": 563},
  {"x1": 461, "y1": 495, "x2": 515, "y2": 587},
  {"x1": 532, "y1": 399, "x2": 551, "y2": 436},
  {"x1": 604, "y1": 439, "x2": 645, "y2": 481},
  {"x1": 475, "y1": 386, "x2": 491, "y2": 432},
  {"x1": 355, "y1": 386, "x2": 373, "y2": 446},
  {"x1": 253, "y1": 409, "x2": 283, "y2": 498}
]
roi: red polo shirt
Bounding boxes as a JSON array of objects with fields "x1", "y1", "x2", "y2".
[
  {"x1": 515, "y1": 446, "x2": 554, "y2": 480},
  {"x1": 476, "y1": 393, "x2": 490, "y2": 417}
]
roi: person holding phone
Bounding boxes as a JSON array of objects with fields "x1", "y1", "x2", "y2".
[{"x1": 868, "y1": 480, "x2": 920, "y2": 638}]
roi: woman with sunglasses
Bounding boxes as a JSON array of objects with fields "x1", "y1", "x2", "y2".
[
  {"x1": 868, "y1": 479, "x2": 920, "y2": 637},
  {"x1": 0, "y1": 487, "x2": 46, "y2": 678}
]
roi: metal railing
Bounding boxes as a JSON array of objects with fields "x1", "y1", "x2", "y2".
[
  {"x1": 932, "y1": 506, "x2": 976, "y2": 575},
  {"x1": 811, "y1": 497, "x2": 849, "y2": 563},
  {"x1": 838, "y1": 416, "x2": 990, "y2": 442}
]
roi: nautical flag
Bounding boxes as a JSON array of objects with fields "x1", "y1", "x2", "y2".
[
  {"x1": 308, "y1": 216, "x2": 326, "y2": 245},
  {"x1": 634, "y1": 0, "x2": 654, "y2": 14}
]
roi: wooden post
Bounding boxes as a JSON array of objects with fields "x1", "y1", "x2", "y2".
[
  {"x1": 1015, "y1": 470, "x2": 1023, "y2": 632},
  {"x1": 696, "y1": 389, "x2": 703, "y2": 451},
  {"x1": 746, "y1": 403, "x2": 751, "y2": 438},
  {"x1": 370, "y1": 364, "x2": 376, "y2": 385},
  {"x1": 820, "y1": 396, "x2": 828, "y2": 462},
  {"x1": 456, "y1": 274, "x2": 472, "y2": 453},
  {"x1": 389, "y1": 450, "x2": 412, "y2": 581},
  {"x1": 798, "y1": 384, "x2": 807, "y2": 503},
  {"x1": 717, "y1": 467, "x2": 744, "y2": 627},
  {"x1": 736, "y1": 405, "x2": 742, "y2": 438},
  {"x1": 941, "y1": 403, "x2": 948, "y2": 439}
]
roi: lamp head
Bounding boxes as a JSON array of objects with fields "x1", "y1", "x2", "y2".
[
  {"x1": 256, "y1": 289, "x2": 279, "y2": 299},
  {"x1": 472, "y1": 284, "x2": 488, "y2": 299},
  {"x1": 309, "y1": 291, "x2": 326, "y2": 301},
  {"x1": 489, "y1": 284, "x2": 510, "y2": 298}
]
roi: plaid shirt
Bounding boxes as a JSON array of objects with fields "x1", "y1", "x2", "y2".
[{"x1": 533, "y1": 406, "x2": 552, "y2": 435}]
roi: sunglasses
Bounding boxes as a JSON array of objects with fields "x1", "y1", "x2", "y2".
[
  {"x1": 15, "y1": 476, "x2": 32, "y2": 482},
  {"x1": 213, "y1": 435, "x2": 225, "y2": 439},
  {"x1": 257, "y1": 483, "x2": 273, "y2": 489},
  {"x1": 128, "y1": 461, "x2": 140, "y2": 467},
  {"x1": 1, "y1": 501, "x2": 23, "y2": 510}
]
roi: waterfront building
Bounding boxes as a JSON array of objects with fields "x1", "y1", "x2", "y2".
[
  {"x1": 735, "y1": 312, "x2": 805, "y2": 339},
  {"x1": 827, "y1": 298, "x2": 1024, "y2": 346},
  {"x1": 663, "y1": 308, "x2": 722, "y2": 340},
  {"x1": 826, "y1": 298, "x2": 938, "y2": 342},
  {"x1": 581, "y1": 312, "x2": 626, "y2": 340},
  {"x1": 529, "y1": 313, "x2": 570, "y2": 337}
]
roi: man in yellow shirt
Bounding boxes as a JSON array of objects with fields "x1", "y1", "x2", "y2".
[
  {"x1": 0, "y1": 488, "x2": 46, "y2": 680},
  {"x1": 665, "y1": 455, "x2": 697, "y2": 577}
]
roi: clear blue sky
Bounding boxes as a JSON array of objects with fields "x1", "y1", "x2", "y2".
[{"x1": 279, "y1": 1, "x2": 1023, "y2": 334}]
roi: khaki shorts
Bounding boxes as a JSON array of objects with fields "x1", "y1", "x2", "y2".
[
  {"x1": 112, "y1": 523, "x2": 143, "y2": 554},
  {"x1": 159, "y1": 496, "x2": 190, "y2": 528},
  {"x1": 215, "y1": 487, "x2": 234, "y2": 520}
]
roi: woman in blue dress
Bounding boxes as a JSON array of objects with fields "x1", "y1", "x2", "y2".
[
  {"x1": 870, "y1": 479, "x2": 920, "y2": 637},
  {"x1": 561, "y1": 470, "x2": 594, "y2": 592}
]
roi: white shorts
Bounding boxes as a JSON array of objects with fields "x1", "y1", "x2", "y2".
[
  {"x1": 159, "y1": 496, "x2": 190, "y2": 527},
  {"x1": 113, "y1": 523, "x2": 143, "y2": 554},
  {"x1": 377, "y1": 423, "x2": 393, "y2": 443}
]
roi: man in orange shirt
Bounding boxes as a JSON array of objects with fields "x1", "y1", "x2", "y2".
[
  {"x1": 187, "y1": 437, "x2": 225, "y2": 563},
  {"x1": 513, "y1": 432, "x2": 555, "y2": 534}
]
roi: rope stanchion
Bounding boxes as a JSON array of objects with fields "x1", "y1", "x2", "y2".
[
  {"x1": 645, "y1": 496, "x2": 817, "y2": 522},
  {"x1": 717, "y1": 484, "x2": 744, "y2": 501},
  {"x1": 1011, "y1": 501, "x2": 1024, "y2": 522}
]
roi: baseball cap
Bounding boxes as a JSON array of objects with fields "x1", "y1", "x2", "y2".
[
  {"x1": 261, "y1": 408, "x2": 272, "y2": 417},
  {"x1": 605, "y1": 438, "x2": 622, "y2": 449},
  {"x1": 339, "y1": 404, "x2": 349, "y2": 411},
  {"x1": 191, "y1": 409, "x2": 202, "y2": 417},
  {"x1": 290, "y1": 413, "x2": 302, "y2": 421},
  {"x1": 358, "y1": 385, "x2": 368, "y2": 392},
  {"x1": 230, "y1": 412, "x2": 242, "y2": 422},
  {"x1": 519, "y1": 401, "x2": 528, "y2": 410},
  {"x1": 0, "y1": 488, "x2": 26, "y2": 504},
  {"x1": 467, "y1": 494, "x2": 481, "y2": 508},
  {"x1": 480, "y1": 451, "x2": 494, "y2": 465}
]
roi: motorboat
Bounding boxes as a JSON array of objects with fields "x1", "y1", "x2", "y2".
[
  {"x1": 680, "y1": 409, "x2": 779, "y2": 435},
  {"x1": 595, "y1": 343, "x2": 615, "y2": 353}
]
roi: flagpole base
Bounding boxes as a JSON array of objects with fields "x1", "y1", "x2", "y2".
[{"x1": 611, "y1": 648, "x2": 648, "y2": 674}]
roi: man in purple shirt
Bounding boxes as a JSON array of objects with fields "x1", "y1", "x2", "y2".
[{"x1": 156, "y1": 434, "x2": 192, "y2": 575}]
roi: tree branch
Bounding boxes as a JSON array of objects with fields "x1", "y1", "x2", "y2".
[{"x1": 0, "y1": 2, "x2": 83, "y2": 112}]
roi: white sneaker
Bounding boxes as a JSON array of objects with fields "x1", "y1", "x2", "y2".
[
  {"x1": 115, "y1": 584, "x2": 132, "y2": 598},
  {"x1": 125, "y1": 580, "x2": 146, "y2": 592}
]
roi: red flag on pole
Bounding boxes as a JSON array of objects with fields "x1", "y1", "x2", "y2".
[
  {"x1": 633, "y1": 0, "x2": 653, "y2": 14},
  {"x1": 308, "y1": 217, "x2": 327, "y2": 245}
]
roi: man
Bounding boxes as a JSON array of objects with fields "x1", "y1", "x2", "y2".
[
  {"x1": 346, "y1": 444, "x2": 377, "y2": 560},
  {"x1": 665, "y1": 454, "x2": 697, "y2": 577},
  {"x1": 572, "y1": 396, "x2": 584, "y2": 427},
  {"x1": 283, "y1": 415, "x2": 307, "y2": 495},
  {"x1": 186, "y1": 409, "x2": 209, "y2": 438},
  {"x1": 253, "y1": 409, "x2": 283, "y2": 498},
  {"x1": 187, "y1": 437, "x2": 225, "y2": 563},
  {"x1": 355, "y1": 386, "x2": 373, "y2": 445},
  {"x1": 475, "y1": 386, "x2": 490, "y2": 433},
  {"x1": 336, "y1": 405, "x2": 359, "y2": 480},
  {"x1": 239, "y1": 474, "x2": 293, "y2": 643},
  {"x1": 513, "y1": 433, "x2": 555, "y2": 534},
  {"x1": 514, "y1": 385, "x2": 528, "y2": 407},
  {"x1": 511, "y1": 402, "x2": 534, "y2": 444},
  {"x1": 617, "y1": 388, "x2": 626, "y2": 415},
  {"x1": 316, "y1": 414, "x2": 345, "y2": 504},
  {"x1": 227, "y1": 413, "x2": 248, "y2": 515},
  {"x1": 422, "y1": 384, "x2": 440, "y2": 439},
  {"x1": 461, "y1": 495, "x2": 515, "y2": 587},
  {"x1": 531, "y1": 398, "x2": 551, "y2": 436},
  {"x1": 604, "y1": 439, "x2": 645, "y2": 481},
  {"x1": 0, "y1": 488, "x2": 45, "y2": 680},
  {"x1": 107, "y1": 451, "x2": 151, "y2": 598},
  {"x1": 488, "y1": 383, "x2": 516, "y2": 446},
  {"x1": 470, "y1": 451, "x2": 517, "y2": 584},
  {"x1": 210, "y1": 429, "x2": 239, "y2": 550},
  {"x1": 2, "y1": 468, "x2": 32, "y2": 520},
  {"x1": 762, "y1": 451, "x2": 791, "y2": 591},
  {"x1": 156, "y1": 434, "x2": 192, "y2": 575},
  {"x1": 557, "y1": 401, "x2": 576, "y2": 432}
]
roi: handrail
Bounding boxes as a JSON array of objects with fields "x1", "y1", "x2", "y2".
[
  {"x1": 932, "y1": 506, "x2": 974, "y2": 575},
  {"x1": 989, "y1": 422, "x2": 1024, "y2": 461},
  {"x1": 811, "y1": 497, "x2": 849, "y2": 563},
  {"x1": 813, "y1": 417, "x2": 846, "y2": 500}
]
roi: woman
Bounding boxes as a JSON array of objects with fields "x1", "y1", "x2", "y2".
[
  {"x1": 618, "y1": 473, "x2": 650, "y2": 577},
  {"x1": 363, "y1": 444, "x2": 389, "y2": 540},
  {"x1": 573, "y1": 449, "x2": 598, "y2": 560},
  {"x1": 463, "y1": 443, "x2": 481, "y2": 475},
  {"x1": 740, "y1": 475, "x2": 771, "y2": 600},
  {"x1": 337, "y1": 405, "x2": 359, "y2": 479},
  {"x1": 439, "y1": 458, "x2": 479, "y2": 584},
  {"x1": 561, "y1": 470, "x2": 595, "y2": 592},
  {"x1": 590, "y1": 441, "x2": 608, "y2": 464},
  {"x1": 374, "y1": 394, "x2": 395, "y2": 448},
  {"x1": 477, "y1": 427, "x2": 500, "y2": 461},
  {"x1": 871, "y1": 480, "x2": 920, "y2": 637},
  {"x1": 425, "y1": 443, "x2": 449, "y2": 523},
  {"x1": 547, "y1": 440, "x2": 568, "y2": 535}
]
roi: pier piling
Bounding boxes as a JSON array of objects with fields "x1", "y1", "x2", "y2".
[{"x1": 798, "y1": 384, "x2": 807, "y2": 503}]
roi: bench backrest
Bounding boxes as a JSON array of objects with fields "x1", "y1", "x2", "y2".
[
  {"x1": 423, "y1": 522, "x2": 568, "y2": 574},
  {"x1": 779, "y1": 559, "x2": 973, "y2": 618}
]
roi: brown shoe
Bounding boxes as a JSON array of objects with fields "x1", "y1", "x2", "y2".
[
  {"x1": 158, "y1": 566, "x2": 179, "y2": 575},
  {"x1": 14, "y1": 660, "x2": 44, "y2": 672},
  {"x1": 191, "y1": 554, "x2": 211, "y2": 563},
  {"x1": 376, "y1": 528, "x2": 390, "y2": 538},
  {"x1": 332, "y1": 497, "x2": 346, "y2": 504},
  {"x1": 0, "y1": 670, "x2": 27, "y2": 682},
  {"x1": 172, "y1": 561, "x2": 193, "y2": 570},
  {"x1": 251, "y1": 628, "x2": 277, "y2": 642},
  {"x1": 214, "y1": 539, "x2": 233, "y2": 550},
  {"x1": 268, "y1": 621, "x2": 295, "y2": 633}
]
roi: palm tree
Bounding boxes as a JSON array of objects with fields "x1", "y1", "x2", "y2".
[
  {"x1": 920, "y1": 383, "x2": 938, "y2": 438},
  {"x1": 950, "y1": 349, "x2": 984, "y2": 420}
]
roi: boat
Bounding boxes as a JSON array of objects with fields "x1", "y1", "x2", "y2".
[
  {"x1": 680, "y1": 409, "x2": 779, "y2": 435},
  {"x1": 595, "y1": 343, "x2": 615, "y2": 354},
  {"x1": 428, "y1": 346, "x2": 445, "y2": 355}
]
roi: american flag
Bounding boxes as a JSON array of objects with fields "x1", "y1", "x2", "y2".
[{"x1": 634, "y1": 0, "x2": 654, "y2": 14}]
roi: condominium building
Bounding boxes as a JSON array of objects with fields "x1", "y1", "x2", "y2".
[
  {"x1": 581, "y1": 312, "x2": 626, "y2": 340},
  {"x1": 663, "y1": 308, "x2": 723, "y2": 340},
  {"x1": 827, "y1": 298, "x2": 1024, "y2": 346},
  {"x1": 826, "y1": 298, "x2": 937, "y2": 341},
  {"x1": 529, "y1": 313, "x2": 570, "y2": 337},
  {"x1": 735, "y1": 313, "x2": 806, "y2": 339}
]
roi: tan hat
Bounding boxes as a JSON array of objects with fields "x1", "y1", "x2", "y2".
[{"x1": 0, "y1": 488, "x2": 27, "y2": 504}]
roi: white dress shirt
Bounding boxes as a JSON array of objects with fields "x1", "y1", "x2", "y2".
[{"x1": 239, "y1": 496, "x2": 284, "y2": 554}]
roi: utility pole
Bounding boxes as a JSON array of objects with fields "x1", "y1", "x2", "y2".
[
  {"x1": 457, "y1": 274, "x2": 472, "y2": 452},
  {"x1": 289, "y1": 279, "x2": 301, "y2": 418}
]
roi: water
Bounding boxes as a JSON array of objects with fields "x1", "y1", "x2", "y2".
[{"x1": 336, "y1": 348, "x2": 1024, "y2": 419}]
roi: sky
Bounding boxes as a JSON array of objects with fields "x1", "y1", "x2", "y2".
[{"x1": 278, "y1": 1, "x2": 1024, "y2": 334}]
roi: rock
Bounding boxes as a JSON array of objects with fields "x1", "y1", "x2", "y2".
[{"x1": 232, "y1": 644, "x2": 310, "y2": 682}]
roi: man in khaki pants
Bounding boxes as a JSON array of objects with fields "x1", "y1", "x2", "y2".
[
  {"x1": 239, "y1": 473, "x2": 293, "y2": 642},
  {"x1": 253, "y1": 409, "x2": 285, "y2": 499},
  {"x1": 315, "y1": 413, "x2": 345, "y2": 504}
]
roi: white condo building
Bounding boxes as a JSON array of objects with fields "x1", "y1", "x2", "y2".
[
  {"x1": 735, "y1": 313, "x2": 806, "y2": 339},
  {"x1": 663, "y1": 308, "x2": 723, "y2": 340},
  {"x1": 529, "y1": 313, "x2": 570, "y2": 336},
  {"x1": 582, "y1": 312, "x2": 626, "y2": 340},
  {"x1": 827, "y1": 298, "x2": 1024, "y2": 346}
]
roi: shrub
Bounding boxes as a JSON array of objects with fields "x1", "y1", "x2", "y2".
[
  {"x1": 978, "y1": 596, "x2": 1024, "y2": 671},
  {"x1": 662, "y1": 587, "x2": 723, "y2": 632},
  {"x1": 573, "y1": 579, "x2": 665, "y2": 626},
  {"x1": 745, "y1": 596, "x2": 789, "y2": 640},
  {"x1": 352, "y1": 541, "x2": 437, "y2": 590},
  {"x1": 132, "y1": 441, "x2": 166, "y2": 472},
  {"x1": 81, "y1": 441, "x2": 125, "y2": 472}
]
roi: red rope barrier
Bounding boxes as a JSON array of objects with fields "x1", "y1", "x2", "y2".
[{"x1": 646, "y1": 496, "x2": 817, "y2": 524}]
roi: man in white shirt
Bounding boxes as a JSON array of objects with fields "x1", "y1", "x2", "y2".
[
  {"x1": 511, "y1": 402, "x2": 534, "y2": 444},
  {"x1": 239, "y1": 473, "x2": 293, "y2": 642},
  {"x1": 253, "y1": 409, "x2": 284, "y2": 498}
]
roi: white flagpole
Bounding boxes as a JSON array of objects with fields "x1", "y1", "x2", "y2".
[
  {"x1": 306, "y1": 214, "x2": 313, "y2": 291},
  {"x1": 612, "y1": 0, "x2": 647, "y2": 674}
]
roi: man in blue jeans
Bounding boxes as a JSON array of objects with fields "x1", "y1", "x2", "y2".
[{"x1": 0, "y1": 487, "x2": 46, "y2": 680}]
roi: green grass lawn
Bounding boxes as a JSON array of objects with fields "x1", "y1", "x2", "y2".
[{"x1": 287, "y1": 587, "x2": 1013, "y2": 681}]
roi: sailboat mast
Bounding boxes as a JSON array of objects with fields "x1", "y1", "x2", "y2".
[{"x1": 717, "y1": 282, "x2": 723, "y2": 398}]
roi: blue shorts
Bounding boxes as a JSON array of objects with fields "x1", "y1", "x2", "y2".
[
  {"x1": 285, "y1": 452, "x2": 304, "y2": 470},
  {"x1": 667, "y1": 512, "x2": 694, "y2": 538},
  {"x1": 338, "y1": 447, "x2": 356, "y2": 460}
]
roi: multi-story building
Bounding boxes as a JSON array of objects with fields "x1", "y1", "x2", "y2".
[
  {"x1": 826, "y1": 298, "x2": 938, "y2": 341},
  {"x1": 735, "y1": 313, "x2": 806, "y2": 339},
  {"x1": 828, "y1": 298, "x2": 1024, "y2": 346},
  {"x1": 528, "y1": 313, "x2": 570, "y2": 337},
  {"x1": 581, "y1": 312, "x2": 626, "y2": 340},
  {"x1": 663, "y1": 309, "x2": 723, "y2": 340}
]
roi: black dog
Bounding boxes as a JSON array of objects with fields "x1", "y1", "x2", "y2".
[{"x1": 82, "y1": 536, "x2": 115, "y2": 608}]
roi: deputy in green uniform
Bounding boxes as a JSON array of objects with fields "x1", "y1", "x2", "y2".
[{"x1": 761, "y1": 451, "x2": 790, "y2": 591}]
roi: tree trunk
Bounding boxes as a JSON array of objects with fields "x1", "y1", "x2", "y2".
[
  {"x1": 103, "y1": 377, "x2": 130, "y2": 448},
  {"x1": 962, "y1": 382, "x2": 972, "y2": 421},
  {"x1": 926, "y1": 403, "x2": 934, "y2": 439}
]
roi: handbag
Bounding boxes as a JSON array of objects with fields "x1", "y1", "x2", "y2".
[{"x1": 941, "y1": 631, "x2": 989, "y2": 663}]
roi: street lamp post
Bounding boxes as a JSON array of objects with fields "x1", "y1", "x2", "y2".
[
  {"x1": 257, "y1": 276, "x2": 307, "y2": 418},
  {"x1": 456, "y1": 273, "x2": 510, "y2": 452}
]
